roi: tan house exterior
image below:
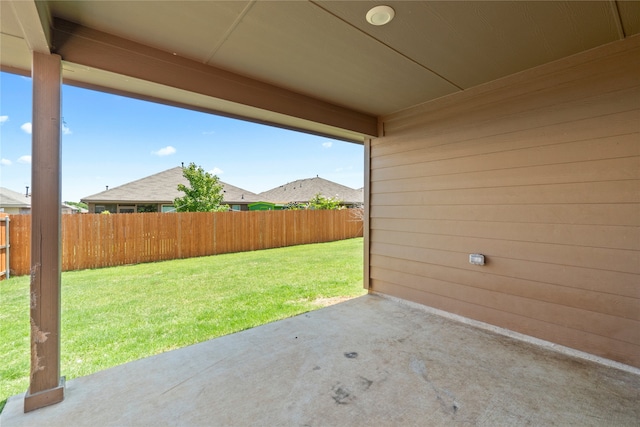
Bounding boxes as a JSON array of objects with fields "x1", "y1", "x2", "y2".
[
  {"x1": 2, "y1": 0, "x2": 638, "y2": 413},
  {"x1": 369, "y1": 38, "x2": 639, "y2": 369},
  {"x1": 81, "y1": 166, "x2": 260, "y2": 213}
]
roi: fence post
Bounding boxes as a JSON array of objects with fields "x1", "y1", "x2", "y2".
[
  {"x1": 4, "y1": 215, "x2": 8, "y2": 279},
  {"x1": 0, "y1": 214, "x2": 9, "y2": 280}
]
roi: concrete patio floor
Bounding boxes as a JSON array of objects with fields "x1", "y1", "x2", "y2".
[{"x1": 2, "y1": 294, "x2": 639, "y2": 426}]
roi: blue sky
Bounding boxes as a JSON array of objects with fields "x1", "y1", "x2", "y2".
[{"x1": 0, "y1": 71, "x2": 364, "y2": 202}]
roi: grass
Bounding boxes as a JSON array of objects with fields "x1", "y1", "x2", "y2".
[{"x1": 0, "y1": 238, "x2": 365, "y2": 412}]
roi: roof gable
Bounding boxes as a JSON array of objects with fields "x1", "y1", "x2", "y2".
[
  {"x1": 0, "y1": 187, "x2": 31, "y2": 207},
  {"x1": 81, "y1": 167, "x2": 259, "y2": 204},
  {"x1": 257, "y1": 176, "x2": 363, "y2": 204}
]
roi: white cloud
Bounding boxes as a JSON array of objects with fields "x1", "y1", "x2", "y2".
[
  {"x1": 0, "y1": 116, "x2": 8, "y2": 124},
  {"x1": 62, "y1": 123, "x2": 72, "y2": 135},
  {"x1": 152, "y1": 146, "x2": 176, "y2": 156},
  {"x1": 209, "y1": 167, "x2": 224, "y2": 175},
  {"x1": 202, "y1": 130, "x2": 215, "y2": 135},
  {"x1": 18, "y1": 155, "x2": 31, "y2": 164},
  {"x1": 21, "y1": 122, "x2": 32, "y2": 134},
  {"x1": 322, "y1": 141, "x2": 333, "y2": 148},
  {"x1": 1, "y1": 158, "x2": 12, "y2": 166}
]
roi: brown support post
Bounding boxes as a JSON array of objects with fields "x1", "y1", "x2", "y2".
[
  {"x1": 24, "y1": 52, "x2": 65, "y2": 412},
  {"x1": 363, "y1": 138, "x2": 371, "y2": 290}
]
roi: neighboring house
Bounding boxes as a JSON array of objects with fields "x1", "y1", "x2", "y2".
[
  {"x1": 247, "y1": 202, "x2": 284, "y2": 211},
  {"x1": 61, "y1": 203, "x2": 87, "y2": 214},
  {"x1": 0, "y1": 187, "x2": 31, "y2": 214},
  {"x1": 256, "y1": 176, "x2": 363, "y2": 208},
  {"x1": 0, "y1": 187, "x2": 82, "y2": 214},
  {"x1": 81, "y1": 167, "x2": 260, "y2": 213}
]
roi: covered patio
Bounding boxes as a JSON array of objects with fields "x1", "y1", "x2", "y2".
[
  {"x1": 1, "y1": 0, "x2": 638, "y2": 420},
  {"x1": 2, "y1": 294, "x2": 639, "y2": 426}
]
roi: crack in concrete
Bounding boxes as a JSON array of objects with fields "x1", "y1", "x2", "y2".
[
  {"x1": 411, "y1": 357, "x2": 460, "y2": 416},
  {"x1": 159, "y1": 355, "x2": 232, "y2": 396}
]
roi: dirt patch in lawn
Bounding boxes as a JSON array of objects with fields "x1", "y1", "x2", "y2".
[
  {"x1": 311, "y1": 296, "x2": 356, "y2": 307},
  {"x1": 289, "y1": 295, "x2": 359, "y2": 308}
]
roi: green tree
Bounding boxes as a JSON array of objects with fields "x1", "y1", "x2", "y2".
[
  {"x1": 308, "y1": 193, "x2": 343, "y2": 210},
  {"x1": 174, "y1": 163, "x2": 229, "y2": 212}
]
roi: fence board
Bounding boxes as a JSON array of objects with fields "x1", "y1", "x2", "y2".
[
  {"x1": 7, "y1": 209, "x2": 363, "y2": 277},
  {"x1": 0, "y1": 214, "x2": 8, "y2": 280}
]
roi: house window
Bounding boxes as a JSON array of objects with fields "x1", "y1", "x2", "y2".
[
  {"x1": 161, "y1": 204, "x2": 176, "y2": 213},
  {"x1": 231, "y1": 205, "x2": 241, "y2": 211},
  {"x1": 118, "y1": 205, "x2": 135, "y2": 214},
  {"x1": 95, "y1": 204, "x2": 116, "y2": 214},
  {"x1": 137, "y1": 204, "x2": 158, "y2": 213}
]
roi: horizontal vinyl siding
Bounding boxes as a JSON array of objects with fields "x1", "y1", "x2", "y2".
[{"x1": 370, "y1": 35, "x2": 640, "y2": 367}]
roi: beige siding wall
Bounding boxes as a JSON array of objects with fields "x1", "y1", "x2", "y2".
[{"x1": 370, "y1": 35, "x2": 640, "y2": 367}]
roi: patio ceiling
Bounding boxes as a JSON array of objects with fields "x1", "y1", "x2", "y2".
[{"x1": 2, "y1": 1, "x2": 639, "y2": 141}]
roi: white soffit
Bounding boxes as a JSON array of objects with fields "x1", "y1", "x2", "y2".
[
  {"x1": 49, "y1": 0, "x2": 252, "y2": 63},
  {"x1": 208, "y1": 1, "x2": 458, "y2": 116},
  {"x1": 316, "y1": 0, "x2": 631, "y2": 89},
  {"x1": 2, "y1": 1, "x2": 640, "y2": 138},
  {"x1": 6, "y1": 0, "x2": 51, "y2": 53},
  {"x1": 0, "y1": 1, "x2": 35, "y2": 73}
]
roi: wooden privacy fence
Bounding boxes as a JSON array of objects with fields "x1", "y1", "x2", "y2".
[
  {"x1": 8, "y1": 209, "x2": 363, "y2": 277},
  {"x1": 0, "y1": 214, "x2": 8, "y2": 280}
]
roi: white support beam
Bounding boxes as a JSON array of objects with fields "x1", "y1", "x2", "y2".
[{"x1": 24, "y1": 51, "x2": 65, "y2": 413}]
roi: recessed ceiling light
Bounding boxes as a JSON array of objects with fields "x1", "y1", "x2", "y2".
[{"x1": 366, "y1": 5, "x2": 395, "y2": 26}]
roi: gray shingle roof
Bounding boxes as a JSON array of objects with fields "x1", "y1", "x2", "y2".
[
  {"x1": 0, "y1": 187, "x2": 31, "y2": 208},
  {"x1": 257, "y1": 176, "x2": 363, "y2": 205},
  {"x1": 81, "y1": 167, "x2": 259, "y2": 204},
  {"x1": 0, "y1": 187, "x2": 80, "y2": 212}
]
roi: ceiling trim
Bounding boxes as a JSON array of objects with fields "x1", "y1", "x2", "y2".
[
  {"x1": 309, "y1": 1, "x2": 464, "y2": 91},
  {"x1": 52, "y1": 18, "x2": 378, "y2": 140},
  {"x1": 8, "y1": 0, "x2": 51, "y2": 54},
  {"x1": 204, "y1": 0, "x2": 257, "y2": 65},
  {"x1": 609, "y1": 0, "x2": 625, "y2": 39}
]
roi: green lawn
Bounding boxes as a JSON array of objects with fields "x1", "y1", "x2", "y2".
[{"x1": 0, "y1": 238, "x2": 365, "y2": 412}]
